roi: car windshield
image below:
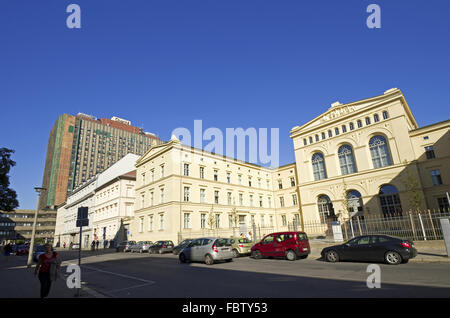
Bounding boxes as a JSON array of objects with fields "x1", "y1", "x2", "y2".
[
  {"x1": 297, "y1": 233, "x2": 308, "y2": 241},
  {"x1": 215, "y1": 238, "x2": 232, "y2": 247}
]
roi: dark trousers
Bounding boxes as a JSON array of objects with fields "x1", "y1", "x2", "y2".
[{"x1": 38, "y1": 272, "x2": 52, "y2": 298}]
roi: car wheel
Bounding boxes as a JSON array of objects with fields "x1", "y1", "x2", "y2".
[
  {"x1": 385, "y1": 251, "x2": 402, "y2": 265},
  {"x1": 205, "y1": 254, "x2": 214, "y2": 265},
  {"x1": 252, "y1": 250, "x2": 262, "y2": 259},
  {"x1": 232, "y1": 249, "x2": 239, "y2": 258},
  {"x1": 286, "y1": 250, "x2": 297, "y2": 261},
  {"x1": 325, "y1": 250, "x2": 339, "y2": 263},
  {"x1": 179, "y1": 253, "x2": 187, "y2": 263}
]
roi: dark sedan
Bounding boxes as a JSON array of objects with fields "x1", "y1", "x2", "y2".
[
  {"x1": 321, "y1": 235, "x2": 417, "y2": 265},
  {"x1": 172, "y1": 239, "x2": 193, "y2": 255},
  {"x1": 149, "y1": 240, "x2": 174, "y2": 254}
]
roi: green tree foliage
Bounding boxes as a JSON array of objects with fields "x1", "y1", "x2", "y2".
[{"x1": 0, "y1": 148, "x2": 19, "y2": 211}]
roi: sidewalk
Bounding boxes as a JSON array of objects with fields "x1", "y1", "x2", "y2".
[
  {"x1": 308, "y1": 239, "x2": 450, "y2": 263},
  {"x1": 0, "y1": 254, "x2": 94, "y2": 298}
]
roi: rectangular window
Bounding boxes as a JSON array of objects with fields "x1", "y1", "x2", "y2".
[
  {"x1": 214, "y1": 191, "x2": 219, "y2": 204},
  {"x1": 227, "y1": 192, "x2": 232, "y2": 205},
  {"x1": 184, "y1": 187, "x2": 190, "y2": 202},
  {"x1": 184, "y1": 213, "x2": 190, "y2": 229},
  {"x1": 259, "y1": 196, "x2": 263, "y2": 207},
  {"x1": 268, "y1": 197, "x2": 272, "y2": 208},
  {"x1": 159, "y1": 214, "x2": 164, "y2": 230},
  {"x1": 141, "y1": 194, "x2": 145, "y2": 209},
  {"x1": 201, "y1": 214, "x2": 206, "y2": 229},
  {"x1": 278, "y1": 180, "x2": 283, "y2": 189},
  {"x1": 292, "y1": 194, "x2": 298, "y2": 206},
  {"x1": 239, "y1": 193, "x2": 243, "y2": 206},
  {"x1": 215, "y1": 214, "x2": 220, "y2": 229},
  {"x1": 249, "y1": 195, "x2": 254, "y2": 207},
  {"x1": 260, "y1": 215, "x2": 265, "y2": 227},
  {"x1": 437, "y1": 197, "x2": 450, "y2": 213},
  {"x1": 142, "y1": 173, "x2": 146, "y2": 184},
  {"x1": 184, "y1": 163, "x2": 189, "y2": 176},
  {"x1": 160, "y1": 188, "x2": 164, "y2": 204},
  {"x1": 282, "y1": 215, "x2": 287, "y2": 226},
  {"x1": 161, "y1": 165, "x2": 165, "y2": 178},
  {"x1": 200, "y1": 189, "x2": 206, "y2": 203},
  {"x1": 213, "y1": 170, "x2": 218, "y2": 181},
  {"x1": 149, "y1": 215, "x2": 153, "y2": 231},
  {"x1": 200, "y1": 167, "x2": 205, "y2": 179},
  {"x1": 227, "y1": 172, "x2": 231, "y2": 184},
  {"x1": 279, "y1": 196, "x2": 285, "y2": 207},
  {"x1": 248, "y1": 176, "x2": 252, "y2": 187},
  {"x1": 290, "y1": 177, "x2": 295, "y2": 187},
  {"x1": 303, "y1": 139, "x2": 307, "y2": 146},
  {"x1": 270, "y1": 215, "x2": 274, "y2": 227},
  {"x1": 431, "y1": 170, "x2": 443, "y2": 186},
  {"x1": 150, "y1": 192, "x2": 154, "y2": 206},
  {"x1": 139, "y1": 217, "x2": 144, "y2": 232},
  {"x1": 238, "y1": 175, "x2": 242, "y2": 184},
  {"x1": 425, "y1": 146, "x2": 435, "y2": 159},
  {"x1": 266, "y1": 180, "x2": 270, "y2": 189}
]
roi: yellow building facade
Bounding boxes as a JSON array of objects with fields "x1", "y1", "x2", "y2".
[{"x1": 290, "y1": 88, "x2": 450, "y2": 226}]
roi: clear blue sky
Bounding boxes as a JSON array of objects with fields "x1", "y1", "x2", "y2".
[{"x1": 1, "y1": 0, "x2": 449, "y2": 209}]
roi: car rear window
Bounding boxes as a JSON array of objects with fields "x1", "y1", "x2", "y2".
[
  {"x1": 238, "y1": 238, "x2": 251, "y2": 244},
  {"x1": 296, "y1": 233, "x2": 308, "y2": 241},
  {"x1": 215, "y1": 238, "x2": 232, "y2": 247}
]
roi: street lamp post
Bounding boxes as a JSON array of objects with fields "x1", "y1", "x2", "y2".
[{"x1": 27, "y1": 187, "x2": 45, "y2": 268}]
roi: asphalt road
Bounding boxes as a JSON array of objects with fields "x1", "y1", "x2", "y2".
[{"x1": 56, "y1": 250, "x2": 450, "y2": 298}]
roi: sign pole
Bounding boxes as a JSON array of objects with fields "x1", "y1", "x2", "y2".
[{"x1": 77, "y1": 224, "x2": 82, "y2": 297}]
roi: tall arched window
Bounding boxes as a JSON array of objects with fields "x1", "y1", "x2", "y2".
[
  {"x1": 379, "y1": 185, "x2": 402, "y2": 217},
  {"x1": 338, "y1": 145, "x2": 357, "y2": 175},
  {"x1": 312, "y1": 153, "x2": 327, "y2": 180},
  {"x1": 317, "y1": 195, "x2": 334, "y2": 224},
  {"x1": 346, "y1": 190, "x2": 363, "y2": 217},
  {"x1": 369, "y1": 135, "x2": 392, "y2": 168}
]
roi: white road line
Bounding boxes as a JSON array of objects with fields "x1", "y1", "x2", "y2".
[
  {"x1": 81, "y1": 264, "x2": 156, "y2": 284},
  {"x1": 105, "y1": 283, "x2": 154, "y2": 294}
]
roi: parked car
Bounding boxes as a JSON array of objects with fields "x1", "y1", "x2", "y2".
[
  {"x1": 33, "y1": 245, "x2": 46, "y2": 262},
  {"x1": 173, "y1": 239, "x2": 193, "y2": 255},
  {"x1": 116, "y1": 241, "x2": 136, "y2": 252},
  {"x1": 15, "y1": 244, "x2": 30, "y2": 256},
  {"x1": 70, "y1": 243, "x2": 80, "y2": 250},
  {"x1": 229, "y1": 237, "x2": 253, "y2": 258},
  {"x1": 251, "y1": 231, "x2": 310, "y2": 261},
  {"x1": 130, "y1": 241, "x2": 153, "y2": 253},
  {"x1": 321, "y1": 235, "x2": 417, "y2": 265},
  {"x1": 179, "y1": 237, "x2": 233, "y2": 265},
  {"x1": 149, "y1": 241, "x2": 174, "y2": 254}
]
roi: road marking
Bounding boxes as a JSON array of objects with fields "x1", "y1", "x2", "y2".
[{"x1": 80, "y1": 264, "x2": 156, "y2": 284}]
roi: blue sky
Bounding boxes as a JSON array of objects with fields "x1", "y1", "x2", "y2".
[{"x1": 1, "y1": 0, "x2": 449, "y2": 209}]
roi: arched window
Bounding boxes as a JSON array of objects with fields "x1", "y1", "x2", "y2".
[
  {"x1": 317, "y1": 195, "x2": 334, "y2": 224},
  {"x1": 338, "y1": 145, "x2": 357, "y2": 175},
  {"x1": 365, "y1": 117, "x2": 371, "y2": 125},
  {"x1": 357, "y1": 120, "x2": 362, "y2": 128},
  {"x1": 374, "y1": 114, "x2": 380, "y2": 122},
  {"x1": 379, "y1": 185, "x2": 402, "y2": 217},
  {"x1": 312, "y1": 153, "x2": 327, "y2": 181},
  {"x1": 369, "y1": 135, "x2": 392, "y2": 168},
  {"x1": 346, "y1": 190, "x2": 363, "y2": 217},
  {"x1": 328, "y1": 130, "x2": 332, "y2": 138},
  {"x1": 349, "y1": 122, "x2": 354, "y2": 130},
  {"x1": 315, "y1": 134, "x2": 319, "y2": 142},
  {"x1": 321, "y1": 132, "x2": 326, "y2": 140},
  {"x1": 383, "y1": 111, "x2": 389, "y2": 119}
]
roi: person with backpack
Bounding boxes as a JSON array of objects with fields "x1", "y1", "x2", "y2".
[
  {"x1": 3, "y1": 243, "x2": 13, "y2": 262},
  {"x1": 34, "y1": 243, "x2": 60, "y2": 298}
]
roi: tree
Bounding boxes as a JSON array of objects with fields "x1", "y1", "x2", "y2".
[
  {"x1": 403, "y1": 168, "x2": 425, "y2": 212},
  {"x1": 0, "y1": 148, "x2": 18, "y2": 211}
]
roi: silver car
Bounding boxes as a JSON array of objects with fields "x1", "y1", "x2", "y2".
[
  {"x1": 130, "y1": 241, "x2": 153, "y2": 253},
  {"x1": 179, "y1": 237, "x2": 234, "y2": 265}
]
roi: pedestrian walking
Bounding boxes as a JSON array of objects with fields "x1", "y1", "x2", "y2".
[
  {"x1": 34, "y1": 243, "x2": 60, "y2": 298},
  {"x1": 63, "y1": 242, "x2": 66, "y2": 249},
  {"x1": 91, "y1": 240, "x2": 95, "y2": 251},
  {"x1": 3, "y1": 243, "x2": 12, "y2": 262},
  {"x1": 96, "y1": 240, "x2": 99, "y2": 251}
]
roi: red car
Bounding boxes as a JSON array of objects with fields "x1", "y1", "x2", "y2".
[
  {"x1": 16, "y1": 245, "x2": 30, "y2": 256},
  {"x1": 251, "y1": 232, "x2": 311, "y2": 261}
]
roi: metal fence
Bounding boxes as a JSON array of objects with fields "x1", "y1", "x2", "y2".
[
  {"x1": 340, "y1": 210, "x2": 450, "y2": 241},
  {"x1": 177, "y1": 209, "x2": 450, "y2": 243}
]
